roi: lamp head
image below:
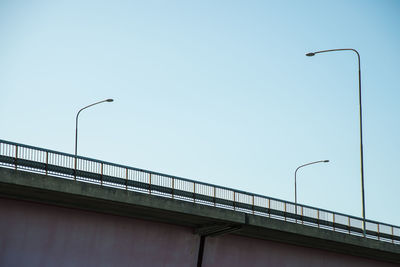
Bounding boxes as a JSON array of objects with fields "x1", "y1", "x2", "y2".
[
  {"x1": 306, "y1": 52, "x2": 315, "y2": 57},
  {"x1": 106, "y1": 99, "x2": 114, "y2": 102},
  {"x1": 323, "y1": 160, "x2": 329, "y2": 163}
]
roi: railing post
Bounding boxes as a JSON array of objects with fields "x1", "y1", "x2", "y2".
[
  {"x1": 233, "y1": 191, "x2": 236, "y2": 211},
  {"x1": 193, "y1": 183, "x2": 196, "y2": 203},
  {"x1": 45, "y1": 151, "x2": 48, "y2": 175},
  {"x1": 268, "y1": 199, "x2": 271, "y2": 218},
  {"x1": 74, "y1": 156, "x2": 77, "y2": 181},
  {"x1": 317, "y1": 210, "x2": 320, "y2": 228},
  {"x1": 14, "y1": 145, "x2": 18, "y2": 170},
  {"x1": 213, "y1": 187, "x2": 216, "y2": 207},
  {"x1": 125, "y1": 168, "x2": 128, "y2": 190},
  {"x1": 149, "y1": 173, "x2": 152, "y2": 194},
  {"x1": 377, "y1": 223, "x2": 380, "y2": 240},
  {"x1": 100, "y1": 163, "x2": 103, "y2": 186},
  {"x1": 172, "y1": 178, "x2": 174, "y2": 199},
  {"x1": 333, "y1": 213, "x2": 335, "y2": 231},
  {"x1": 348, "y1": 217, "x2": 351, "y2": 234},
  {"x1": 391, "y1": 226, "x2": 394, "y2": 244},
  {"x1": 284, "y1": 202, "x2": 287, "y2": 221},
  {"x1": 252, "y1": 195, "x2": 254, "y2": 215},
  {"x1": 301, "y1": 206, "x2": 304, "y2": 225}
]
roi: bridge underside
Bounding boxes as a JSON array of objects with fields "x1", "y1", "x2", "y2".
[{"x1": 1, "y1": 168, "x2": 399, "y2": 266}]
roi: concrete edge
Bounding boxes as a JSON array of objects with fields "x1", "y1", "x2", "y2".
[{"x1": 1, "y1": 167, "x2": 399, "y2": 263}]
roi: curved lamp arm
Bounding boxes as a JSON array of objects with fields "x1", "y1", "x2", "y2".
[
  {"x1": 295, "y1": 160, "x2": 329, "y2": 206},
  {"x1": 75, "y1": 99, "x2": 114, "y2": 157}
]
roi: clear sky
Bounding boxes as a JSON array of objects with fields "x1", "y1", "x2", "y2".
[{"x1": 1, "y1": 0, "x2": 399, "y2": 226}]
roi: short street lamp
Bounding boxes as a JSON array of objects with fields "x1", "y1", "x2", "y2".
[
  {"x1": 74, "y1": 98, "x2": 114, "y2": 157},
  {"x1": 295, "y1": 160, "x2": 330, "y2": 208},
  {"x1": 74, "y1": 98, "x2": 113, "y2": 179}
]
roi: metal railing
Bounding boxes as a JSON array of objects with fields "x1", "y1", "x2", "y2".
[{"x1": 0, "y1": 139, "x2": 399, "y2": 244}]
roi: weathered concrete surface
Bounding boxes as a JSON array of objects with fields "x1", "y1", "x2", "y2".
[
  {"x1": 0, "y1": 198, "x2": 199, "y2": 267},
  {"x1": 0, "y1": 167, "x2": 244, "y2": 227},
  {"x1": 1, "y1": 167, "x2": 400, "y2": 265},
  {"x1": 203, "y1": 234, "x2": 398, "y2": 267}
]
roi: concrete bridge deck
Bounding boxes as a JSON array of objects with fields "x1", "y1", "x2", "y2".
[{"x1": 1, "y1": 167, "x2": 399, "y2": 266}]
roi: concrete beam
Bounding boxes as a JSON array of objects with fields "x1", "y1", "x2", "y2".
[
  {"x1": 1, "y1": 167, "x2": 399, "y2": 263},
  {"x1": 195, "y1": 224, "x2": 242, "y2": 237}
]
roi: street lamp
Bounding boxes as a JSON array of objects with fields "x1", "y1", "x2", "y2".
[
  {"x1": 74, "y1": 98, "x2": 114, "y2": 157},
  {"x1": 306, "y1": 48, "x2": 366, "y2": 236},
  {"x1": 295, "y1": 160, "x2": 329, "y2": 217}
]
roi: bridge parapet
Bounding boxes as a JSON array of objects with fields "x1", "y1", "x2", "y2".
[
  {"x1": 1, "y1": 166, "x2": 400, "y2": 264},
  {"x1": 0, "y1": 139, "x2": 399, "y2": 246}
]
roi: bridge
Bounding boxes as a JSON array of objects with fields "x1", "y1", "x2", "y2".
[{"x1": 0, "y1": 139, "x2": 399, "y2": 266}]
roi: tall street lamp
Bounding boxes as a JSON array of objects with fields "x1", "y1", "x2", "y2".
[
  {"x1": 295, "y1": 160, "x2": 329, "y2": 218},
  {"x1": 306, "y1": 48, "x2": 366, "y2": 236},
  {"x1": 75, "y1": 98, "x2": 114, "y2": 157}
]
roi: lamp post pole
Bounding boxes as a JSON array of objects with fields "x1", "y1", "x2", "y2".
[
  {"x1": 306, "y1": 48, "x2": 366, "y2": 236},
  {"x1": 295, "y1": 160, "x2": 330, "y2": 220},
  {"x1": 74, "y1": 98, "x2": 114, "y2": 179}
]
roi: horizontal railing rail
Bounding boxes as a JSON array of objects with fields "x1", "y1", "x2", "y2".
[{"x1": 0, "y1": 139, "x2": 399, "y2": 244}]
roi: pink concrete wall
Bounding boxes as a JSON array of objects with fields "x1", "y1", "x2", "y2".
[
  {"x1": 202, "y1": 233, "x2": 398, "y2": 267},
  {"x1": 0, "y1": 198, "x2": 199, "y2": 267},
  {"x1": 1, "y1": 198, "x2": 397, "y2": 267}
]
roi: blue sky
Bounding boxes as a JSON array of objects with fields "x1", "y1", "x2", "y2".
[{"x1": 1, "y1": 0, "x2": 399, "y2": 226}]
